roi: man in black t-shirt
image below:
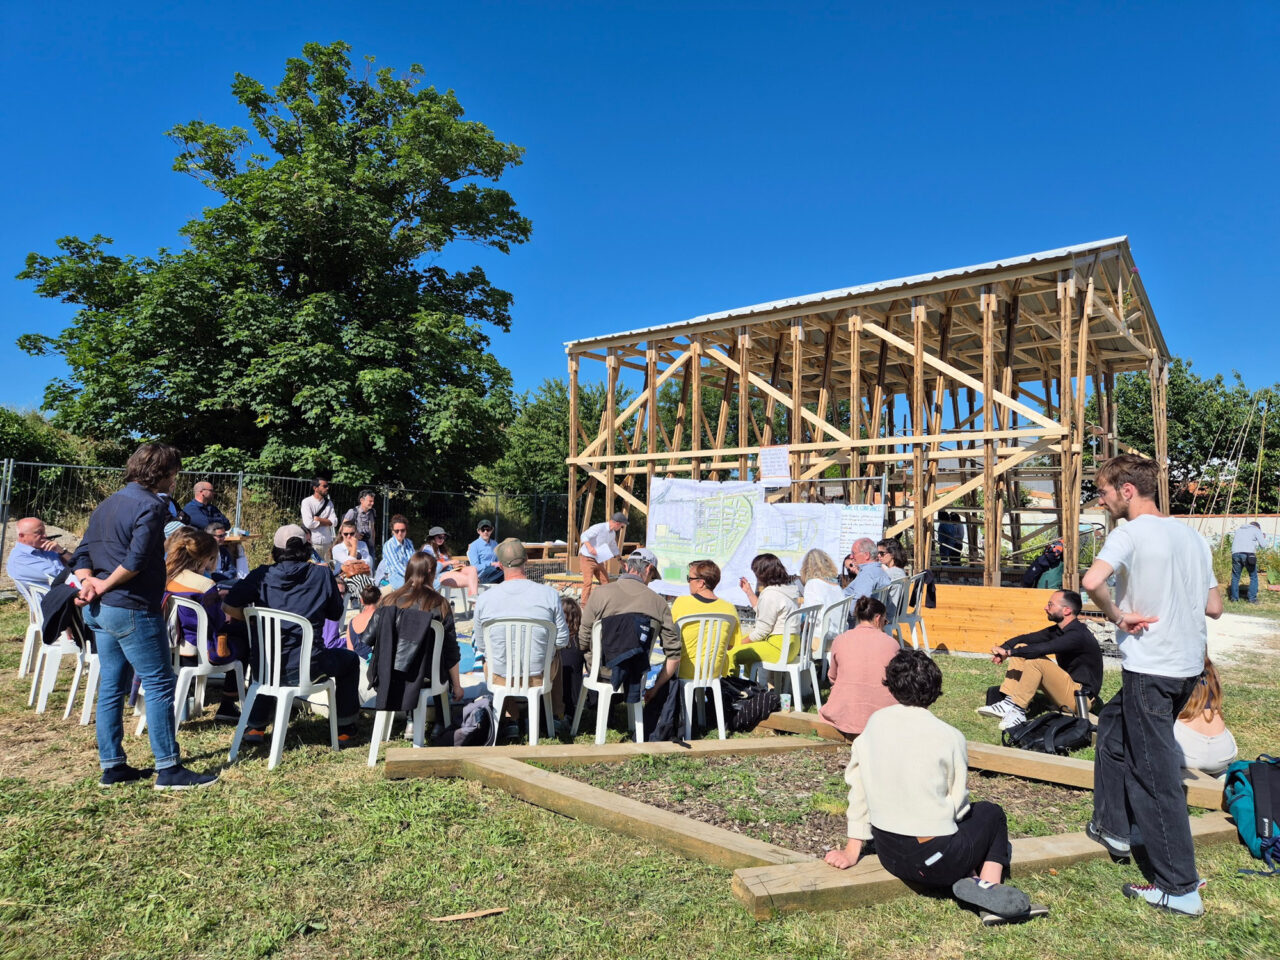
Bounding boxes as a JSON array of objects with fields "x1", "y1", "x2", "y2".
[{"x1": 976, "y1": 589, "x2": 1102, "y2": 731}]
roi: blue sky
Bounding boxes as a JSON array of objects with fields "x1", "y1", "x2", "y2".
[{"x1": 3, "y1": 1, "x2": 1277, "y2": 415}]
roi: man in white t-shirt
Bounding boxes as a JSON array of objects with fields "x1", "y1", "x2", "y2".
[
  {"x1": 1080, "y1": 454, "x2": 1222, "y2": 917},
  {"x1": 578, "y1": 511, "x2": 626, "y2": 607}
]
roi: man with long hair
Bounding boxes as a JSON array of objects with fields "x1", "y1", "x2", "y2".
[{"x1": 73, "y1": 443, "x2": 218, "y2": 789}]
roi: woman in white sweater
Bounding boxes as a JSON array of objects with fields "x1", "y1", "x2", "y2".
[
  {"x1": 825, "y1": 649, "x2": 1045, "y2": 924},
  {"x1": 727, "y1": 553, "x2": 800, "y2": 675}
]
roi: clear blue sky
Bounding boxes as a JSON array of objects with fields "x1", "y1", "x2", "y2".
[{"x1": 3, "y1": 1, "x2": 1277, "y2": 414}]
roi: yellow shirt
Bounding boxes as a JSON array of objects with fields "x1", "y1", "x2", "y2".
[{"x1": 671, "y1": 593, "x2": 742, "y2": 679}]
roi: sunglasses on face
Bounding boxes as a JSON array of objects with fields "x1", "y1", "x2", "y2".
[
  {"x1": 876, "y1": 550, "x2": 889, "y2": 557},
  {"x1": 392, "y1": 528, "x2": 407, "y2": 534},
  {"x1": 342, "y1": 532, "x2": 356, "y2": 537}
]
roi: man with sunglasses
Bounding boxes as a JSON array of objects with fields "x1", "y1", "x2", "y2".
[{"x1": 375, "y1": 515, "x2": 415, "y2": 589}]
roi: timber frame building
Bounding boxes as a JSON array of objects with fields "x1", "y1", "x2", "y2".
[{"x1": 564, "y1": 238, "x2": 1171, "y2": 589}]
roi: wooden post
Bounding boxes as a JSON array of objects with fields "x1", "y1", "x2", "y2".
[
  {"x1": 690, "y1": 336, "x2": 703, "y2": 481},
  {"x1": 911, "y1": 298, "x2": 927, "y2": 571},
  {"x1": 605, "y1": 350, "x2": 619, "y2": 525},
  {"x1": 712, "y1": 340, "x2": 738, "y2": 481},
  {"x1": 1058, "y1": 272, "x2": 1075, "y2": 579},
  {"x1": 1151, "y1": 358, "x2": 1170, "y2": 511},
  {"x1": 790, "y1": 319, "x2": 804, "y2": 502},
  {"x1": 568, "y1": 352, "x2": 581, "y2": 560},
  {"x1": 738, "y1": 327, "x2": 751, "y2": 481},
  {"x1": 646, "y1": 344, "x2": 657, "y2": 498},
  {"x1": 981, "y1": 285, "x2": 998, "y2": 586},
  {"x1": 761, "y1": 336, "x2": 783, "y2": 447},
  {"x1": 670, "y1": 352, "x2": 693, "y2": 476},
  {"x1": 849, "y1": 313, "x2": 863, "y2": 499}
]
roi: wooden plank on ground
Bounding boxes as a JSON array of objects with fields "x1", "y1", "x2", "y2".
[
  {"x1": 732, "y1": 812, "x2": 1239, "y2": 919},
  {"x1": 463, "y1": 755, "x2": 811, "y2": 870},
  {"x1": 753, "y1": 711, "x2": 1225, "y2": 810},
  {"x1": 384, "y1": 736, "x2": 841, "y2": 779}
]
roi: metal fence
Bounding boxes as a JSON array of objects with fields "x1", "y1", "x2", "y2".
[{"x1": 0, "y1": 459, "x2": 570, "y2": 573}]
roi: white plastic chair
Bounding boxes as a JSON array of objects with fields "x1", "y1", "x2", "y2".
[
  {"x1": 14, "y1": 579, "x2": 45, "y2": 678},
  {"x1": 571, "y1": 621, "x2": 645, "y2": 745},
  {"x1": 892, "y1": 572, "x2": 931, "y2": 655},
  {"x1": 815, "y1": 596, "x2": 853, "y2": 683},
  {"x1": 229, "y1": 607, "x2": 338, "y2": 770},
  {"x1": 440, "y1": 584, "x2": 472, "y2": 619},
  {"x1": 752, "y1": 603, "x2": 824, "y2": 712},
  {"x1": 480, "y1": 617, "x2": 558, "y2": 745},
  {"x1": 674, "y1": 613, "x2": 735, "y2": 740},
  {"x1": 137, "y1": 596, "x2": 246, "y2": 734},
  {"x1": 884, "y1": 575, "x2": 909, "y2": 630},
  {"x1": 368, "y1": 618, "x2": 452, "y2": 766},
  {"x1": 23, "y1": 583, "x2": 86, "y2": 715}
]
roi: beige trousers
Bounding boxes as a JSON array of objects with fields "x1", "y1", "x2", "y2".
[{"x1": 999, "y1": 656, "x2": 1082, "y2": 711}]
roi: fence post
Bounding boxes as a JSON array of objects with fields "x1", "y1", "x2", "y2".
[
  {"x1": 493, "y1": 492, "x2": 500, "y2": 538},
  {"x1": 233, "y1": 471, "x2": 245, "y2": 532},
  {"x1": 381, "y1": 488, "x2": 390, "y2": 545},
  {"x1": 0, "y1": 458, "x2": 13, "y2": 569}
]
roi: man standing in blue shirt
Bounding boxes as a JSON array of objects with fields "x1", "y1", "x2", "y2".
[
  {"x1": 183, "y1": 481, "x2": 231, "y2": 531},
  {"x1": 468, "y1": 520, "x2": 504, "y2": 585},
  {"x1": 73, "y1": 442, "x2": 217, "y2": 790},
  {"x1": 6, "y1": 517, "x2": 73, "y2": 584}
]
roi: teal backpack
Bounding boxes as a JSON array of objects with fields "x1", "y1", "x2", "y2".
[{"x1": 1223, "y1": 755, "x2": 1280, "y2": 876}]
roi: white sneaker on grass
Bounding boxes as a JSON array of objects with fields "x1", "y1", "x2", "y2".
[{"x1": 998, "y1": 705, "x2": 1028, "y2": 730}]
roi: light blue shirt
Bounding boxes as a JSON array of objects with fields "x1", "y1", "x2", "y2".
[
  {"x1": 843, "y1": 561, "x2": 891, "y2": 602},
  {"x1": 6, "y1": 542, "x2": 66, "y2": 584},
  {"x1": 376, "y1": 536, "x2": 416, "y2": 588},
  {"x1": 473, "y1": 578, "x2": 569, "y2": 680},
  {"x1": 1231, "y1": 524, "x2": 1267, "y2": 555},
  {"x1": 468, "y1": 535, "x2": 499, "y2": 572}
]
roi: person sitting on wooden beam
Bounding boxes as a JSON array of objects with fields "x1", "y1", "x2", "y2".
[{"x1": 976, "y1": 589, "x2": 1103, "y2": 731}]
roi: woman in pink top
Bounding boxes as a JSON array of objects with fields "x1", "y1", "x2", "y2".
[{"x1": 819, "y1": 596, "x2": 900, "y2": 739}]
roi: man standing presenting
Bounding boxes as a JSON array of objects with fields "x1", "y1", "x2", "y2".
[
  {"x1": 468, "y1": 520, "x2": 504, "y2": 585},
  {"x1": 578, "y1": 511, "x2": 627, "y2": 606},
  {"x1": 301, "y1": 477, "x2": 337, "y2": 559},
  {"x1": 1229, "y1": 520, "x2": 1267, "y2": 604},
  {"x1": 7, "y1": 517, "x2": 74, "y2": 584},
  {"x1": 976, "y1": 589, "x2": 1102, "y2": 730},
  {"x1": 183, "y1": 481, "x2": 231, "y2": 531},
  {"x1": 1081, "y1": 454, "x2": 1221, "y2": 917}
]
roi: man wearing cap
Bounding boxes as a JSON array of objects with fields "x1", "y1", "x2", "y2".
[
  {"x1": 183, "y1": 481, "x2": 231, "y2": 532},
  {"x1": 578, "y1": 548, "x2": 681, "y2": 705},
  {"x1": 7, "y1": 516, "x2": 73, "y2": 585},
  {"x1": 578, "y1": 511, "x2": 627, "y2": 606},
  {"x1": 1229, "y1": 520, "x2": 1267, "y2": 604},
  {"x1": 467, "y1": 521, "x2": 505, "y2": 585},
  {"x1": 474, "y1": 538, "x2": 570, "y2": 727}
]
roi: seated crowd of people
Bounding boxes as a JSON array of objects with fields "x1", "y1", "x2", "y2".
[{"x1": 8, "y1": 445, "x2": 1238, "y2": 924}]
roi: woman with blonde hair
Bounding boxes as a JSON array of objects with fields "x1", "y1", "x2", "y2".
[
  {"x1": 1174, "y1": 657, "x2": 1238, "y2": 776},
  {"x1": 164, "y1": 527, "x2": 248, "y2": 721},
  {"x1": 799, "y1": 549, "x2": 844, "y2": 610}
]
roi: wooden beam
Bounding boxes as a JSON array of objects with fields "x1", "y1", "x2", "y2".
[
  {"x1": 690, "y1": 336, "x2": 703, "y2": 481},
  {"x1": 790, "y1": 319, "x2": 804, "y2": 501},
  {"x1": 578, "y1": 349, "x2": 691, "y2": 460},
  {"x1": 849, "y1": 313, "x2": 863, "y2": 489},
  {"x1": 981, "y1": 286, "x2": 998, "y2": 586},
  {"x1": 912, "y1": 298, "x2": 927, "y2": 570},
  {"x1": 739, "y1": 327, "x2": 751, "y2": 480},
  {"x1": 568, "y1": 353, "x2": 580, "y2": 557},
  {"x1": 605, "y1": 350, "x2": 619, "y2": 525}
]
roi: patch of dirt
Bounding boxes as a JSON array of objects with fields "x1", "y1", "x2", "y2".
[{"x1": 562, "y1": 748, "x2": 1094, "y2": 858}]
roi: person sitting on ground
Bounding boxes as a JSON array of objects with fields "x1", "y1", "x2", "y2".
[
  {"x1": 1019, "y1": 539, "x2": 1065, "y2": 590},
  {"x1": 7, "y1": 516, "x2": 74, "y2": 584},
  {"x1": 826, "y1": 649, "x2": 1045, "y2": 925},
  {"x1": 671, "y1": 559, "x2": 741, "y2": 679},
  {"x1": 422, "y1": 526, "x2": 480, "y2": 597},
  {"x1": 818, "y1": 596, "x2": 899, "y2": 739},
  {"x1": 223, "y1": 524, "x2": 362, "y2": 745},
  {"x1": 841, "y1": 537, "x2": 891, "y2": 613},
  {"x1": 473, "y1": 538, "x2": 570, "y2": 728},
  {"x1": 364, "y1": 552, "x2": 464, "y2": 715},
  {"x1": 467, "y1": 520, "x2": 505, "y2": 585},
  {"x1": 1174, "y1": 656, "x2": 1238, "y2": 777},
  {"x1": 183, "y1": 481, "x2": 230, "y2": 532},
  {"x1": 207, "y1": 521, "x2": 250, "y2": 582},
  {"x1": 163, "y1": 528, "x2": 248, "y2": 722},
  {"x1": 578, "y1": 549, "x2": 681, "y2": 705},
  {"x1": 977, "y1": 589, "x2": 1103, "y2": 731},
  {"x1": 728, "y1": 554, "x2": 801, "y2": 675},
  {"x1": 799, "y1": 549, "x2": 844, "y2": 610},
  {"x1": 342, "y1": 489, "x2": 378, "y2": 559},
  {"x1": 375, "y1": 515, "x2": 415, "y2": 589}
]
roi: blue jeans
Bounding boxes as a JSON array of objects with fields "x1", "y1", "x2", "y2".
[
  {"x1": 83, "y1": 602, "x2": 181, "y2": 771},
  {"x1": 1230, "y1": 552, "x2": 1258, "y2": 602},
  {"x1": 1093, "y1": 670, "x2": 1200, "y2": 895},
  {"x1": 477, "y1": 564, "x2": 505, "y2": 585}
]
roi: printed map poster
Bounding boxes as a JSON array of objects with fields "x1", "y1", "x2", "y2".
[
  {"x1": 647, "y1": 478, "x2": 762, "y2": 606},
  {"x1": 757, "y1": 501, "x2": 886, "y2": 574}
]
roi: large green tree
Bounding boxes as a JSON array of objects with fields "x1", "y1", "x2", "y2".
[{"x1": 18, "y1": 41, "x2": 529, "y2": 487}]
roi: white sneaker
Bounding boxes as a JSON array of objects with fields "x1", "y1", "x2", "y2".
[
  {"x1": 976, "y1": 697, "x2": 1018, "y2": 719},
  {"x1": 998, "y1": 705, "x2": 1028, "y2": 730}
]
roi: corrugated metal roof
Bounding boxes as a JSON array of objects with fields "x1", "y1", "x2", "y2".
[{"x1": 565, "y1": 236, "x2": 1131, "y2": 350}]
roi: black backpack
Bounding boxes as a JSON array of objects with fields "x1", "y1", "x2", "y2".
[
  {"x1": 719, "y1": 676, "x2": 782, "y2": 733},
  {"x1": 1001, "y1": 711, "x2": 1093, "y2": 756}
]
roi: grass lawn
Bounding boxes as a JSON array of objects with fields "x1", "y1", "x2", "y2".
[{"x1": 2, "y1": 599, "x2": 1279, "y2": 959}]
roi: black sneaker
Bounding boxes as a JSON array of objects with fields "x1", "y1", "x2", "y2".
[
  {"x1": 154, "y1": 765, "x2": 219, "y2": 791},
  {"x1": 99, "y1": 764, "x2": 154, "y2": 787},
  {"x1": 337, "y1": 724, "x2": 360, "y2": 748},
  {"x1": 214, "y1": 702, "x2": 241, "y2": 723}
]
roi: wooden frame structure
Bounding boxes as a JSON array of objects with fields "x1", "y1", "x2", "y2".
[{"x1": 565, "y1": 238, "x2": 1171, "y2": 588}]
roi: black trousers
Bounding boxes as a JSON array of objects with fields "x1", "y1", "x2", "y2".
[{"x1": 872, "y1": 801, "x2": 1010, "y2": 888}]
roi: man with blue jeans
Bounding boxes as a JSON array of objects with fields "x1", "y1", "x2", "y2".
[
  {"x1": 73, "y1": 442, "x2": 217, "y2": 790},
  {"x1": 1082, "y1": 454, "x2": 1221, "y2": 916},
  {"x1": 1229, "y1": 520, "x2": 1267, "y2": 604}
]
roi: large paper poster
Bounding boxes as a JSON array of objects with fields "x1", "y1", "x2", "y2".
[{"x1": 647, "y1": 478, "x2": 885, "y2": 606}]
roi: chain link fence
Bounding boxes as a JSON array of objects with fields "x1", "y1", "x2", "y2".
[{"x1": 0, "y1": 459, "x2": 570, "y2": 579}]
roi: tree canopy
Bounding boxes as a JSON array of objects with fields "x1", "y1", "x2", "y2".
[{"x1": 18, "y1": 41, "x2": 529, "y2": 487}]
